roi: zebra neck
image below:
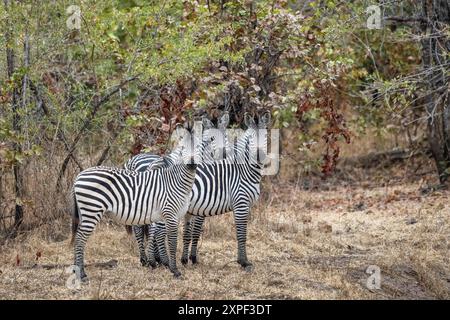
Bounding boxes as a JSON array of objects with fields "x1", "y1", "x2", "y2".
[
  {"x1": 239, "y1": 162, "x2": 262, "y2": 183},
  {"x1": 232, "y1": 129, "x2": 256, "y2": 162},
  {"x1": 166, "y1": 164, "x2": 197, "y2": 191}
]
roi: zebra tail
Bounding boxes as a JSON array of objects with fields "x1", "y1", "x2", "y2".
[
  {"x1": 125, "y1": 225, "x2": 133, "y2": 235},
  {"x1": 70, "y1": 192, "x2": 79, "y2": 246}
]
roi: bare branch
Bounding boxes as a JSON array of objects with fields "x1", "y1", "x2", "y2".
[
  {"x1": 385, "y1": 16, "x2": 427, "y2": 24},
  {"x1": 55, "y1": 76, "x2": 139, "y2": 190}
]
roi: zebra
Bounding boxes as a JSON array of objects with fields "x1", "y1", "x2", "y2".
[
  {"x1": 181, "y1": 112, "x2": 270, "y2": 268},
  {"x1": 125, "y1": 113, "x2": 231, "y2": 268},
  {"x1": 70, "y1": 125, "x2": 215, "y2": 279},
  {"x1": 127, "y1": 111, "x2": 271, "y2": 270}
]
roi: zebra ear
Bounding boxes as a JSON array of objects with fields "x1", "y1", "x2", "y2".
[
  {"x1": 259, "y1": 111, "x2": 271, "y2": 128},
  {"x1": 173, "y1": 123, "x2": 186, "y2": 142},
  {"x1": 202, "y1": 117, "x2": 214, "y2": 130},
  {"x1": 218, "y1": 112, "x2": 229, "y2": 129},
  {"x1": 244, "y1": 112, "x2": 256, "y2": 128},
  {"x1": 174, "y1": 123, "x2": 183, "y2": 134}
]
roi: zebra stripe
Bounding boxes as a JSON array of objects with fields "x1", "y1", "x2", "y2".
[
  {"x1": 71, "y1": 129, "x2": 213, "y2": 279},
  {"x1": 125, "y1": 114, "x2": 230, "y2": 268},
  {"x1": 180, "y1": 113, "x2": 269, "y2": 268},
  {"x1": 127, "y1": 112, "x2": 270, "y2": 270}
]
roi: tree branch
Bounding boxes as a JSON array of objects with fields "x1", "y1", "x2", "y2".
[
  {"x1": 55, "y1": 75, "x2": 139, "y2": 190},
  {"x1": 28, "y1": 80, "x2": 84, "y2": 170},
  {"x1": 385, "y1": 16, "x2": 427, "y2": 24}
]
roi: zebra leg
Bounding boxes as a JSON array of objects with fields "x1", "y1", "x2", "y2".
[
  {"x1": 145, "y1": 224, "x2": 157, "y2": 269},
  {"x1": 153, "y1": 232, "x2": 161, "y2": 264},
  {"x1": 132, "y1": 225, "x2": 147, "y2": 267},
  {"x1": 73, "y1": 213, "x2": 100, "y2": 281},
  {"x1": 155, "y1": 222, "x2": 169, "y2": 267},
  {"x1": 189, "y1": 216, "x2": 205, "y2": 264},
  {"x1": 233, "y1": 204, "x2": 253, "y2": 271},
  {"x1": 153, "y1": 223, "x2": 161, "y2": 264},
  {"x1": 181, "y1": 215, "x2": 193, "y2": 265},
  {"x1": 164, "y1": 213, "x2": 181, "y2": 278}
]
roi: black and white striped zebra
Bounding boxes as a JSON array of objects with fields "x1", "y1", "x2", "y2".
[
  {"x1": 70, "y1": 125, "x2": 215, "y2": 279},
  {"x1": 125, "y1": 114, "x2": 231, "y2": 268},
  {"x1": 127, "y1": 111, "x2": 270, "y2": 270}
]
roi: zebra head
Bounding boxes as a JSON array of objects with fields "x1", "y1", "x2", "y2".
[
  {"x1": 201, "y1": 112, "x2": 230, "y2": 161},
  {"x1": 243, "y1": 111, "x2": 271, "y2": 165},
  {"x1": 217, "y1": 111, "x2": 230, "y2": 159},
  {"x1": 174, "y1": 122, "x2": 216, "y2": 169},
  {"x1": 172, "y1": 124, "x2": 195, "y2": 169}
]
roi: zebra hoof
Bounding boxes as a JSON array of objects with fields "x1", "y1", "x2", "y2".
[
  {"x1": 190, "y1": 255, "x2": 198, "y2": 264},
  {"x1": 238, "y1": 260, "x2": 253, "y2": 272},
  {"x1": 244, "y1": 264, "x2": 254, "y2": 272},
  {"x1": 140, "y1": 257, "x2": 148, "y2": 267},
  {"x1": 80, "y1": 272, "x2": 89, "y2": 282},
  {"x1": 171, "y1": 269, "x2": 182, "y2": 278},
  {"x1": 146, "y1": 260, "x2": 157, "y2": 269},
  {"x1": 181, "y1": 256, "x2": 189, "y2": 265}
]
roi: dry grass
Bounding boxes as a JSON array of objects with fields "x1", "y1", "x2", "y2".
[
  {"x1": 0, "y1": 129, "x2": 447, "y2": 299},
  {"x1": 1, "y1": 165, "x2": 449, "y2": 299}
]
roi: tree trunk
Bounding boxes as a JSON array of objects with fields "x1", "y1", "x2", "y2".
[
  {"x1": 4, "y1": 0, "x2": 25, "y2": 230},
  {"x1": 421, "y1": 0, "x2": 450, "y2": 184}
]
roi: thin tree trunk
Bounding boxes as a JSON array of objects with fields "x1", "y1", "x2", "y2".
[
  {"x1": 421, "y1": 0, "x2": 450, "y2": 184},
  {"x1": 4, "y1": 0, "x2": 25, "y2": 230}
]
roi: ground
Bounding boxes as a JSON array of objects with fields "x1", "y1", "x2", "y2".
[{"x1": 1, "y1": 169, "x2": 449, "y2": 300}]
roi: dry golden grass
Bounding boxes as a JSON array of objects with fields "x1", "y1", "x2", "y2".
[
  {"x1": 0, "y1": 128, "x2": 447, "y2": 299},
  {"x1": 1, "y1": 166, "x2": 449, "y2": 299}
]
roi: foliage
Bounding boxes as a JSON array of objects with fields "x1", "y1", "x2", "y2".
[{"x1": 1, "y1": 0, "x2": 436, "y2": 232}]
